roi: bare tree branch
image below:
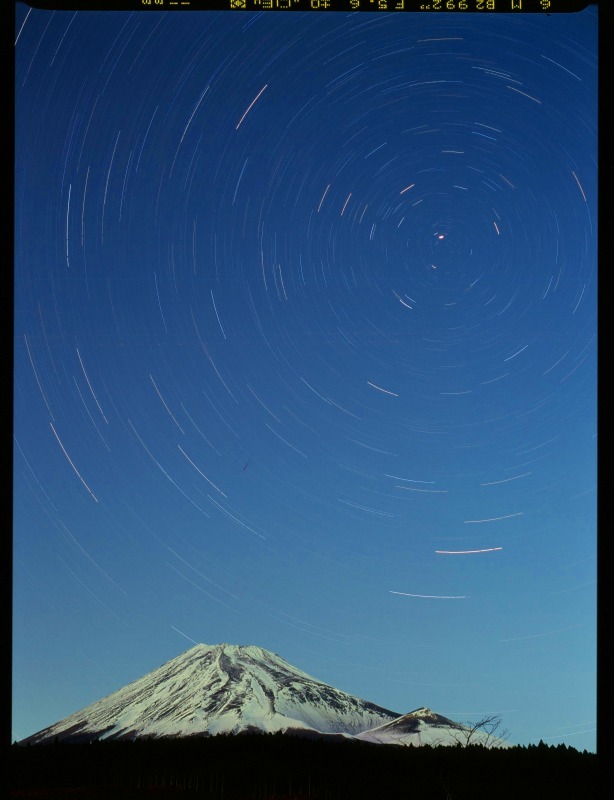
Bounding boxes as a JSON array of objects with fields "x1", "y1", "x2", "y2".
[{"x1": 448, "y1": 713, "x2": 509, "y2": 748}]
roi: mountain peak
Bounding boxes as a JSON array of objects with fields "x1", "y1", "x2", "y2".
[
  {"x1": 408, "y1": 707, "x2": 433, "y2": 717},
  {"x1": 20, "y1": 644, "x2": 501, "y2": 749},
  {"x1": 21, "y1": 643, "x2": 400, "y2": 744}
]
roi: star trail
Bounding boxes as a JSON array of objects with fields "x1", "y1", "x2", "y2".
[{"x1": 13, "y1": 2, "x2": 597, "y2": 751}]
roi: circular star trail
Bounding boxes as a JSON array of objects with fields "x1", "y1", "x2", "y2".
[{"x1": 13, "y1": 5, "x2": 597, "y2": 751}]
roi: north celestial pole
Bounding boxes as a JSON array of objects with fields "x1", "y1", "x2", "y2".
[{"x1": 13, "y1": 1, "x2": 597, "y2": 752}]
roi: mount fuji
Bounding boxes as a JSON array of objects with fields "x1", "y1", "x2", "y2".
[{"x1": 20, "y1": 643, "x2": 502, "y2": 747}]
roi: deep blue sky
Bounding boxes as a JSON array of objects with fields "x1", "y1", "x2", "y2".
[{"x1": 13, "y1": 2, "x2": 597, "y2": 751}]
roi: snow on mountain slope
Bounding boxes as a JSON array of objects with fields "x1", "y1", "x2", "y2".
[
  {"x1": 20, "y1": 644, "x2": 507, "y2": 748},
  {"x1": 355, "y1": 707, "x2": 510, "y2": 748},
  {"x1": 21, "y1": 643, "x2": 401, "y2": 744},
  {"x1": 355, "y1": 707, "x2": 464, "y2": 746}
]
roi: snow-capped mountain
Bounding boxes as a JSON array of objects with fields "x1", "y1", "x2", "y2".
[
  {"x1": 355, "y1": 706, "x2": 489, "y2": 747},
  {"x1": 20, "y1": 643, "x2": 506, "y2": 748},
  {"x1": 20, "y1": 643, "x2": 400, "y2": 744}
]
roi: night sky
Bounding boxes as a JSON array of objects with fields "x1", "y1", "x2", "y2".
[{"x1": 13, "y1": 1, "x2": 597, "y2": 751}]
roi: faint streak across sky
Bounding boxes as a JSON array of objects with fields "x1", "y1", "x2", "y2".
[
  {"x1": 367, "y1": 381, "x2": 399, "y2": 397},
  {"x1": 500, "y1": 624, "x2": 584, "y2": 643},
  {"x1": 435, "y1": 548, "x2": 503, "y2": 554},
  {"x1": 236, "y1": 84, "x2": 267, "y2": 130},
  {"x1": 464, "y1": 513, "x2": 523, "y2": 523},
  {"x1": 170, "y1": 625, "x2": 199, "y2": 645},
  {"x1": 390, "y1": 591, "x2": 466, "y2": 599},
  {"x1": 49, "y1": 422, "x2": 99, "y2": 502}
]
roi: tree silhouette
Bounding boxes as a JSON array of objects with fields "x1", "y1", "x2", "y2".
[{"x1": 449, "y1": 713, "x2": 509, "y2": 748}]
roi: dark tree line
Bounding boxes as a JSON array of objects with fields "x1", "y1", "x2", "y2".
[{"x1": 10, "y1": 731, "x2": 598, "y2": 800}]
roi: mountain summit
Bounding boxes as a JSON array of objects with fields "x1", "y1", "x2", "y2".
[
  {"x1": 21, "y1": 643, "x2": 400, "y2": 743},
  {"x1": 20, "y1": 643, "x2": 503, "y2": 747}
]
